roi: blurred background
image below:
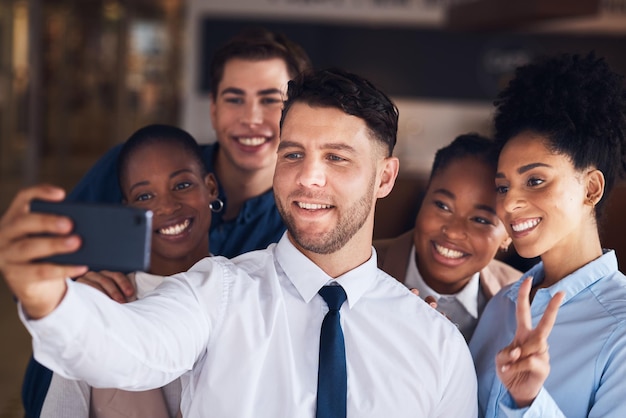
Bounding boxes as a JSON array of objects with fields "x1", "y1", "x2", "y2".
[{"x1": 1, "y1": 0, "x2": 626, "y2": 416}]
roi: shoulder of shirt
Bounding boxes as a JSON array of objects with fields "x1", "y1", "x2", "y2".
[
  {"x1": 373, "y1": 267, "x2": 464, "y2": 336},
  {"x1": 187, "y1": 246, "x2": 277, "y2": 276},
  {"x1": 587, "y1": 269, "x2": 626, "y2": 322},
  {"x1": 375, "y1": 267, "x2": 405, "y2": 288}
]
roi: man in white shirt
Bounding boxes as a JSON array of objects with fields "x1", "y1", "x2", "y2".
[{"x1": 0, "y1": 68, "x2": 478, "y2": 417}]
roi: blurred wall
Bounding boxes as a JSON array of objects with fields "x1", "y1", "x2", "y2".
[{"x1": 181, "y1": 0, "x2": 626, "y2": 176}]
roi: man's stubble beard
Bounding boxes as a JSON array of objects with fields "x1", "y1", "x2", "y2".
[{"x1": 276, "y1": 173, "x2": 376, "y2": 255}]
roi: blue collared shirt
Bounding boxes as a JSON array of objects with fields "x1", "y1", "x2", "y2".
[{"x1": 469, "y1": 250, "x2": 626, "y2": 418}]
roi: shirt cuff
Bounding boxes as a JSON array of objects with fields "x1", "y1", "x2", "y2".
[
  {"x1": 499, "y1": 387, "x2": 565, "y2": 418},
  {"x1": 499, "y1": 391, "x2": 529, "y2": 417}
]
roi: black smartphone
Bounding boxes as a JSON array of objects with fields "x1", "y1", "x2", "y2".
[{"x1": 30, "y1": 199, "x2": 152, "y2": 272}]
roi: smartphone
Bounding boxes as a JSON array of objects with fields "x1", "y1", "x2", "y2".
[{"x1": 30, "y1": 199, "x2": 152, "y2": 272}]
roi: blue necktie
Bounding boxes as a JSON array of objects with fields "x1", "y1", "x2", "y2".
[{"x1": 316, "y1": 285, "x2": 348, "y2": 418}]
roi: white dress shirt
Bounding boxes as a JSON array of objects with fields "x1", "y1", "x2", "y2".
[
  {"x1": 22, "y1": 233, "x2": 477, "y2": 418},
  {"x1": 405, "y1": 245, "x2": 486, "y2": 340}
]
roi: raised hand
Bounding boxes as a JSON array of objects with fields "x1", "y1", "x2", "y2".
[
  {"x1": 77, "y1": 270, "x2": 137, "y2": 303},
  {"x1": 495, "y1": 277, "x2": 565, "y2": 407},
  {"x1": 0, "y1": 185, "x2": 88, "y2": 318}
]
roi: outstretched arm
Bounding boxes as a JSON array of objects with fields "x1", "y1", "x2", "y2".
[
  {"x1": 3, "y1": 185, "x2": 216, "y2": 390},
  {"x1": 0, "y1": 185, "x2": 88, "y2": 318}
]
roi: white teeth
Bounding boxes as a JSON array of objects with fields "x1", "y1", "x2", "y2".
[
  {"x1": 297, "y1": 202, "x2": 331, "y2": 210},
  {"x1": 159, "y1": 219, "x2": 190, "y2": 236},
  {"x1": 238, "y1": 137, "x2": 266, "y2": 146},
  {"x1": 511, "y1": 218, "x2": 540, "y2": 232},
  {"x1": 434, "y1": 243, "x2": 464, "y2": 259}
]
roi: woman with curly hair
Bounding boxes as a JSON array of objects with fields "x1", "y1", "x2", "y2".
[{"x1": 469, "y1": 53, "x2": 626, "y2": 417}]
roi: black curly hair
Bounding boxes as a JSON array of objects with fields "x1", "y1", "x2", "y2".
[
  {"x1": 280, "y1": 68, "x2": 398, "y2": 157},
  {"x1": 493, "y1": 52, "x2": 626, "y2": 218}
]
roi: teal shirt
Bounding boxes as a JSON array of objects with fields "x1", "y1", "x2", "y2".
[{"x1": 470, "y1": 250, "x2": 626, "y2": 417}]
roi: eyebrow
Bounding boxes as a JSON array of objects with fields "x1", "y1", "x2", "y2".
[
  {"x1": 220, "y1": 87, "x2": 283, "y2": 96},
  {"x1": 433, "y1": 188, "x2": 497, "y2": 214},
  {"x1": 495, "y1": 162, "x2": 552, "y2": 178},
  {"x1": 277, "y1": 140, "x2": 302, "y2": 151},
  {"x1": 475, "y1": 204, "x2": 497, "y2": 215},
  {"x1": 128, "y1": 168, "x2": 195, "y2": 194},
  {"x1": 433, "y1": 188, "x2": 455, "y2": 200},
  {"x1": 324, "y1": 143, "x2": 358, "y2": 154},
  {"x1": 170, "y1": 168, "x2": 194, "y2": 178},
  {"x1": 277, "y1": 140, "x2": 358, "y2": 154},
  {"x1": 128, "y1": 181, "x2": 149, "y2": 194}
]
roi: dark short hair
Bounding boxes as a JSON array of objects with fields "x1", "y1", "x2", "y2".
[
  {"x1": 429, "y1": 133, "x2": 497, "y2": 184},
  {"x1": 280, "y1": 68, "x2": 398, "y2": 156},
  {"x1": 209, "y1": 27, "x2": 312, "y2": 99},
  {"x1": 117, "y1": 124, "x2": 207, "y2": 198},
  {"x1": 493, "y1": 52, "x2": 626, "y2": 218}
]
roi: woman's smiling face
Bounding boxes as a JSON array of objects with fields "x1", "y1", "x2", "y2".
[
  {"x1": 414, "y1": 155, "x2": 508, "y2": 294},
  {"x1": 495, "y1": 132, "x2": 590, "y2": 259},
  {"x1": 121, "y1": 142, "x2": 217, "y2": 267}
]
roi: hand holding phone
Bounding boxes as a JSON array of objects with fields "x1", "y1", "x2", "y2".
[{"x1": 30, "y1": 200, "x2": 152, "y2": 272}]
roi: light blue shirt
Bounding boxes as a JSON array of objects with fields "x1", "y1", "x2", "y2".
[
  {"x1": 22, "y1": 233, "x2": 477, "y2": 418},
  {"x1": 470, "y1": 250, "x2": 626, "y2": 417}
]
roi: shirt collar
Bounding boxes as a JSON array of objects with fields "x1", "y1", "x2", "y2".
[
  {"x1": 274, "y1": 232, "x2": 379, "y2": 308},
  {"x1": 506, "y1": 249, "x2": 619, "y2": 308},
  {"x1": 406, "y1": 245, "x2": 480, "y2": 318}
]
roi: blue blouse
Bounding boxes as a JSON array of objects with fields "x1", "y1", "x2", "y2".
[{"x1": 470, "y1": 250, "x2": 626, "y2": 417}]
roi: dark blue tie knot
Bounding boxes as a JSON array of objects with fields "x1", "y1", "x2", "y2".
[{"x1": 319, "y1": 285, "x2": 347, "y2": 312}]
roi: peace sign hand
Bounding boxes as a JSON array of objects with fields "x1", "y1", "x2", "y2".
[{"x1": 495, "y1": 277, "x2": 565, "y2": 408}]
